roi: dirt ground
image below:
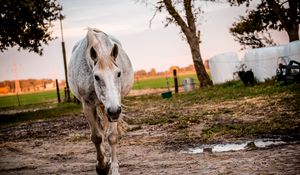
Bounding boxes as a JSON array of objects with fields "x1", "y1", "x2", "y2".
[
  {"x1": 1, "y1": 86, "x2": 300, "y2": 175},
  {"x1": 0, "y1": 113, "x2": 299, "y2": 175}
]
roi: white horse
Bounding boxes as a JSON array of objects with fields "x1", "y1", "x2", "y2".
[{"x1": 68, "y1": 28, "x2": 134, "y2": 175}]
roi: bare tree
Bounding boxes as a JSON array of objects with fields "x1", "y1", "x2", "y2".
[{"x1": 143, "y1": 0, "x2": 213, "y2": 87}]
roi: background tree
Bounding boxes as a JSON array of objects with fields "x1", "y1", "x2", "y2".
[
  {"x1": 134, "y1": 69, "x2": 148, "y2": 78},
  {"x1": 0, "y1": 0, "x2": 62, "y2": 55},
  {"x1": 229, "y1": 0, "x2": 300, "y2": 49},
  {"x1": 149, "y1": 68, "x2": 157, "y2": 76},
  {"x1": 143, "y1": 0, "x2": 213, "y2": 87}
]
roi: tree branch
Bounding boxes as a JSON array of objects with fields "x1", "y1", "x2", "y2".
[
  {"x1": 287, "y1": 0, "x2": 298, "y2": 23},
  {"x1": 265, "y1": 0, "x2": 288, "y2": 29},
  {"x1": 149, "y1": 8, "x2": 160, "y2": 28},
  {"x1": 163, "y1": 0, "x2": 190, "y2": 35},
  {"x1": 184, "y1": 0, "x2": 196, "y2": 34}
]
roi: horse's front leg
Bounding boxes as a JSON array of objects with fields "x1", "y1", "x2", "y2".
[
  {"x1": 108, "y1": 122, "x2": 120, "y2": 175},
  {"x1": 82, "y1": 102, "x2": 110, "y2": 175}
]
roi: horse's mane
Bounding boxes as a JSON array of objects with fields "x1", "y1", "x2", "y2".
[
  {"x1": 86, "y1": 27, "x2": 122, "y2": 47},
  {"x1": 87, "y1": 27, "x2": 103, "y2": 34}
]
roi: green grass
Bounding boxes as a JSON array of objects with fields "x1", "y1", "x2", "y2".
[
  {"x1": 133, "y1": 74, "x2": 198, "y2": 89},
  {"x1": 0, "y1": 74, "x2": 197, "y2": 108},
  {"x1": 0, "y1": 103, "x2": 82, "y2": 126},
  {"x1": 189, "y1": 82, "x2": 300, "y2": 140},
  {"x1": 125, "y1": 80, "x2": 300, "y2": 142},
  {"x1": 175, "y1": 80, "x2": 300, "y2": 103},
  {"x1": 0, "y1": 90, "x2": 74, "y2": 108}
]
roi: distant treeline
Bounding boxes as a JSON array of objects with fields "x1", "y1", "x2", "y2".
[
  {"x1": 134, "y1": 64, "x2": 198, "y2": 79},
  {"x1": 0, "y1": 79, "x2": 65, "y2": 94}
]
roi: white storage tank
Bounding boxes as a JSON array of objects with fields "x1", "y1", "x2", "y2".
[
  {"x1": 209, "y1": 52, "x2": 240, "y2": 84},
  {"x1": 182, "y1": 77, "x2": 195, "y2": 92},
  {"x1": 242, "y1": 45, "x2": 286, "y2": 82},
  {"x1": 284, "y1": 40, "x2": 300, "y2": 62}
]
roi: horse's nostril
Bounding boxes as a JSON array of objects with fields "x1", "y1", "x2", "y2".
[
  {"x1": 107, "y1": 107, "x2": 113, "y2": 116},
  {"x1": 116, "y1": 106, "x2": 121, "y2": 114},
  {"x1": 107, "y1": 106, "x2": 122, "y2": 116}
]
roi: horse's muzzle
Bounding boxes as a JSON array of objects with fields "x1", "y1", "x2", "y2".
[{"x1": 107, "y1": 106, "x2": 121, "y2": 122}]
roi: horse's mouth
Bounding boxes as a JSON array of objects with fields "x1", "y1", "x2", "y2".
[{"x1": 107, "y1": 115, "x2": 120, "y2": 122}]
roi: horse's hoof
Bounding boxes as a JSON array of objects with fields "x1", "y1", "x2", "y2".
[{"x1": 96, "y1": 162, "x2": 110, "y2": 175}]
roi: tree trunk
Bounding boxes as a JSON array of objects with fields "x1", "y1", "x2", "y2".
[
  {"x1": 163, "y1": 0, "x2": 213, "y2": 88},
  {"x1": 266, "y1": 0, "x2": 300, "y2": 42},
  {"x1": 287, "y1": 24, "x2": 299, "y2": 42},
  {"x1": 187, "y1": 35, "x2": 213, "y2": 87},
  {"x1": 287, "y1": 0, "x2": 300, "y2": 42}
]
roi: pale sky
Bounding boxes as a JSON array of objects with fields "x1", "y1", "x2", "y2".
[{"x1": 0, "y1": 0, "x2": 289, "y2": 81}]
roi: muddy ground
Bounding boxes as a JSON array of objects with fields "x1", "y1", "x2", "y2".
[{"x1": 1, "y1": 89, "x2": 300, "y2": 175}]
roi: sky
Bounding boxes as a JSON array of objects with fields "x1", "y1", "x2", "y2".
[{"x1": 0, "y1": 0, "x2": 290, "y2": 81}]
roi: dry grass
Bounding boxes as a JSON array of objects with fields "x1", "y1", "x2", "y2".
[{"x1": 124, "y1": 81, "x2": 300, "y2": 144}]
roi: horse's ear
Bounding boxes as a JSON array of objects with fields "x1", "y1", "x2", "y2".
[
  {"x1": 87, "y1": 29, "x2": 95, "y2": 45},
  {"x1": 87, "y1": 29, "x2": 98, "y2": 63},
  {"x1": 90, "y1": 46, "x2": 97, "y2": 61},
  {"x1": 110, "y1": 44, "x2": 118, "y2": 60}
]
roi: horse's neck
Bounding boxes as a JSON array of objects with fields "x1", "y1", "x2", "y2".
[{"x1": 75, "y1": 38, "x2": 95, "y2": 92}]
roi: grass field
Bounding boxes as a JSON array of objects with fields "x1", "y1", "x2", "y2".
[
  {"x1": 0, "y1": 74, "x2": 198, "y2": 108},
  {"x1": 133, "y1": 73, "x2": 198, "y2": 89},
  {"x1": 125, "y1": 80, "x2": 300, "y2": 141},
  {"x1": 0, "y1": 90, "x2": 65, "y2": 108}
]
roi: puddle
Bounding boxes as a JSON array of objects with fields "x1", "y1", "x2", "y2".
[{"x1": 184, "y1": 139, "x2": 287, "y2": 154}]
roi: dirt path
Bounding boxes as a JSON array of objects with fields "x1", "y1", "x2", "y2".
[{"x1": 0, "y1": 115, "x2": 299, "y2": 175}]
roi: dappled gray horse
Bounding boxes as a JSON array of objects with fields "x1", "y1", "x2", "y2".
[{"x1": 68, "y1": 28, "x2": 134, "y2": 175}]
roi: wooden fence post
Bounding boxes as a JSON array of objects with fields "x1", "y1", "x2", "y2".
[
  {"x1": 55, "y1": 79, "x2": 61, "y2": 103},
  {"x1": 173, "y1": 69, "x2": 179, "y2": 93}
]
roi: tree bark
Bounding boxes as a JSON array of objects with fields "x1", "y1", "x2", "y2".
[
  {"x1": 286, "y1": 0, "x2": 300, "y2": 41},
  {"x1": 266, "y1": 0, "x2": 300, "y2": 42},
  {"x1": 287, "y1": 24, "x2": 299, "y2": 42},
  {"x1": 190, "y1": 39, "x2": 213, "y2": 87},
  {"x1": 163, "y1": 0, "x2": 212, "y2": 87}
]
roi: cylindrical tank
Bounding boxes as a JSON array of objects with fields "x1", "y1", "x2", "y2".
[
  {"x1": 284, "y1": 40, "x2": 300, "y2": 62},
  {"x1": 182, "y1": 78, "x2": 195, "y2": 92},
  {"x1": 208, "y1": 52, "x2": 240, "y2": 84},
  {"x1": 242, "y1": 45, "x2": 285, "y2": 82}
]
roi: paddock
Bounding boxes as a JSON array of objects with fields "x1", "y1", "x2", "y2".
[{"x1": 1, "y1": 82, "x2": 299, "y2": 174}]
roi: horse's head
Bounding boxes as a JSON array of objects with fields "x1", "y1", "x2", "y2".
[{"x1": 86, "y1": 29, "x2": 122, "y2": 122}]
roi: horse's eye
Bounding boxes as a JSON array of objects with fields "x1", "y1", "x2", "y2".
[
  {"x1": 94, "y1": 75, "x2": 100, "y2": 81},
  {"x1": 117, "y1": 72, "x2": 121, "y2": 78}
]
